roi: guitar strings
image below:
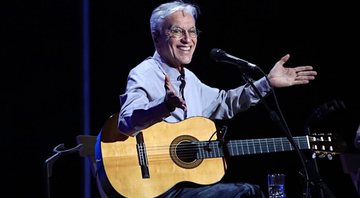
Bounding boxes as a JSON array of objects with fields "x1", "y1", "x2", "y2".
[{"x1": 123, "y1": 136, "x2": 326, "y2": 162}]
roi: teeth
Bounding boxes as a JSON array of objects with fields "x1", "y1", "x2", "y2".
[{"x1": 179, "y1": 46, "x2": 190, "y2": 51}]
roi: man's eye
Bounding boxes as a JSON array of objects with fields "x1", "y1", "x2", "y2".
[
  {"x1": 188, "y1": 30, "x2": 197, "y2": 35},
  {"x1": 172, "y1": 28, "x2": 183, "y2": 34}
]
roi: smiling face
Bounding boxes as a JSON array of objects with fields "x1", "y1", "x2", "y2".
[{"x1": 153, "y1": 10, "x2": 197, "y2": 70}]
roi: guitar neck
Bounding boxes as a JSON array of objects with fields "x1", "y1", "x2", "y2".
[{"x1": 197, "y1": 136, "x2": 310, "y2": 159}]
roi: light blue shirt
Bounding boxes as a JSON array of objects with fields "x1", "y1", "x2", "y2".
[{"x1": 118, "y1": 51, "x2": 271, "y2": 136}]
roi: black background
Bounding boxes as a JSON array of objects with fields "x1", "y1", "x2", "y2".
[{"x1": 4, "y1": 0, "x2": 360, "y2": 197}]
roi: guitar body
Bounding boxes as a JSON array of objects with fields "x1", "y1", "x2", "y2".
[
  {"x1": 95, "y1": 113, "x2": 343, "y2": 197},
  {"x1": 96, "y1": 114, "x2": 226, "y2": 198}
]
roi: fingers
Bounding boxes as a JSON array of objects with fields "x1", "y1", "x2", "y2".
[
  {"x1": 296, "y1": 70, "x2": 317, "y2": 77},
  {"x1": 294, "y1": 66, "x2": 314, "y2": 72},
  {"x1": 164, "y1": 75, "x2": 187, "y2": 112},
  {"x1": 294, "y1": 66, "x2": 317, "y2": 85},
  {"x1": 165, "y1": 75, "x2": 175, "y2": 92},
  {"x1": 294, "y1": 66, "x2": 317, "y2": 79},
  {"x1": 295, "y1": 75, "x2": 315, "y2": 81},
  {"x1": 165, "y1": 92, "x2": 187, "y2": 111},
  {"x1": 279, "y1": 54, "x2": 290, "y2": 65}
]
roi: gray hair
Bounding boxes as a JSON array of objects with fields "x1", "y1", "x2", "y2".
[{"x1": 150, "y1": 1, "x2": 200, "y2": 34}]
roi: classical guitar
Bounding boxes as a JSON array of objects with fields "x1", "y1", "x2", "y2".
[{"x1": 95, "y1": 113, "x2": 343, "y2": 198}]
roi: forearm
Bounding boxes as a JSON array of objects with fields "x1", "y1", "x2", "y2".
[
  {"x1": 118, "y1": 97, "x2": 171, "y2": 136},
  {"x1": 207, "y1": 76, "x2": 271, "y2": 119}
]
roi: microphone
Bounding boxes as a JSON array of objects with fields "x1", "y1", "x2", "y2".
[{"x1": 210, "y1": 48, "x2": 258, "y2": 71}]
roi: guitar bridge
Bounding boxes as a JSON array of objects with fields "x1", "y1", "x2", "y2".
[{"x1": 136, "y1": 132, "x2": 150, "y2": 178}]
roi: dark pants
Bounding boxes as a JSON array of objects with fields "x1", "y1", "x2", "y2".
[{"x1": 159, "y1": 182, "x2": 265, "y2": 198}]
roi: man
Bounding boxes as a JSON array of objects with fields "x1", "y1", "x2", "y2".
[{"x1": 116, "y1": 1, "x2": 317, "y2": 197}]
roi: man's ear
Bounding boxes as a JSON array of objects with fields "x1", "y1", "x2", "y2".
[{"x1": 152, "y1": 31, "x2": 160, "y2": 43}]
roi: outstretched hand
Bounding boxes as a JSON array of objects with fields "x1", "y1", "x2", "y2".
[
  {"x1": 267, "y1": 54, "x2": 317, "y2": 88},
  {"x1": 164, "y1": 75, "x2": 187, "y2": 112}
]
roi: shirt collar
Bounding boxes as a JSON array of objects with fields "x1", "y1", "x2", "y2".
[{"x1": 153, "y1": 51, "x2": 182, "y2": 80}]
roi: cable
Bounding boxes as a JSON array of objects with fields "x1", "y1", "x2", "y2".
[{"x1": 255, "y1": 67, "x2": 311, "y2": 198}]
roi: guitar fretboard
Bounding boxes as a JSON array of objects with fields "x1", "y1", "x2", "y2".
[{"x1": 196, "y1": 136, "x2": 310, "y2": 159}]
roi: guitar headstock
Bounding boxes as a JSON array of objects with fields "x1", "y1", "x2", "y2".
[{"x1": 309, "y1": 133, "x2": 347, "y2": 160}]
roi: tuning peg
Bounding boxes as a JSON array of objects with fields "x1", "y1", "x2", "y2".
[
  {"x1": 312, "y1": 152, "x2": 317, "y2": 159},
  {"x1": 327, "y1": 153, "x2": 333, "y2": 160}
]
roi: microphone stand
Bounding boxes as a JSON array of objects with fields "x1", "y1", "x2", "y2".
[
  {"x1": 240, "y1": 69, "x2": 312, "y2": 198},
  {"x1": 44, "y1": 143, "x2": 83, "y2": 198},
  {"x1": 301, "y1": 100, "x2": 345, "y2": 198},
  {"x1": 300, "y1": 133, "x2": 336, "y2": 198}
]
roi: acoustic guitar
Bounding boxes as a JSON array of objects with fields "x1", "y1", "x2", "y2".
[{"x1": 95, "y1": 113, "x2": 342, "y2": 198}]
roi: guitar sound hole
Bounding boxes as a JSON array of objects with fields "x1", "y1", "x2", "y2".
[
  {"x1": 176, "y1": 142, "x2": 197, "y2": 163},
  {"x1": 170, "y1": 135, "x2": 203, "y2": 169}
]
